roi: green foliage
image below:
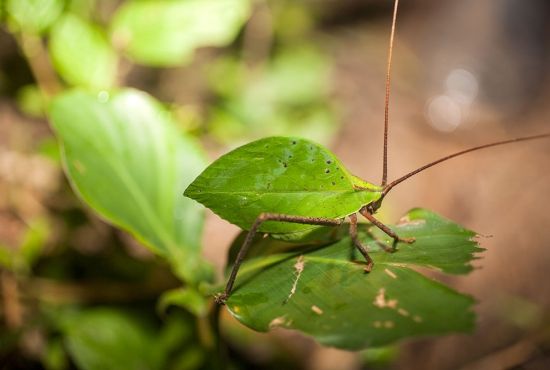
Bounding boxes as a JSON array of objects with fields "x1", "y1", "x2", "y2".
[
  {"x1": 49, "y1": 15, "x2": 118, "y2": 90},
  {"x1": 158, "y1": 288, "x2": 209, "y2": 317},
  {"x1": 0, "y1": 218, "x2": 49, "y2": 272},
  {"x1": 111, "y1": 0, "x2": 251, "y2": 66},
  {"x1": 224, "y1": 209, "x2": 483, "y2": 349},
  {"x1": 2, "y1": 0, "x2": 490, "y2": 365},
  {"x1": 185, "y1": 137, "x2": 381, "y2": 239},
  {"x1": 16, "y1": 84, "x2": 47, "y2": 118},
  {"x1": 207, "y1": 48, "x2": 337, "y2": 144},
  {"x1": 5, "y1": 0, "x2": 63, "y2": 34},
  {"x1": 62, "y1": 309, "x2": 164, "y2": 370},
  {"x1": 49, "y1": 89, "x2": 212, "y2": 284}
]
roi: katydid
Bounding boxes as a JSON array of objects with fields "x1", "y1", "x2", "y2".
[{"x1": 184, "y1": 0, "x2": 550, "y2": 304}]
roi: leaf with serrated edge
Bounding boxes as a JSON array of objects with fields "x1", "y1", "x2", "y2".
[{"x1": 224, "y1": 209, "x2": 483, "y2": 349}]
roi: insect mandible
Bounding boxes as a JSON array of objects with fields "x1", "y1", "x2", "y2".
[{"x1": 184, "y1": 0, "x2": 550, "y2": 304}]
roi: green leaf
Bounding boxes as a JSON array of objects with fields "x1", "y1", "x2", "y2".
[
  {"x1": 63, "y1": 308, "x2": 163, "y2": 370},
  {"x1": 19, "y1": 218, "x2": 49, "y2": 269},
  {"x1": 185, "y1": 137, "x2": 382, "y2": 239},
  {"x1": 49, "y1": 14, "x2": 117, "y2": 90},
  {"x1": 158, "y1": 287, "x2": 209, "y2": 317},
  {"x1": 206, "y1": 48, "x2": 338, "y2": 145},
  {"x1": 16, "y1": 84, "x2": 47, "y2": 118},
  {"x1": 111, "y1": 0, "x2": 251, "y2": 66},
  {"x1": 49, "y1": 89, "x2": 211, "y2": 283},
  {"x1": 224, "y1": 209, "x2": 484, "y2": 349},
  {"x1": 5, "y1": 0, "x2": 63, "y2": 34}
]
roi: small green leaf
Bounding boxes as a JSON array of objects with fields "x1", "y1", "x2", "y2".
[
  {"x1": 5, "y1": 0, "x2": 63, "y2": 34},
  {"x1": 111, "y1": 0, "x2": 251, "y2": 66},
  {"x1": 19, "y1": 218, "x2": 49, "y2": 269},
  {"x1": 49, "y1": 89, "x2": 211, "y2": 283},
  {"x1": 63, "y1": 309, "x2": 163, "y2": 370},
  {"x1": 185, "y1": 137, "x2": 382, "y2": 239},
  {"x1": 158, "y1": 287, "x2": 209, "y2": 317},
  {"x1": 49, "y1": 15, "x2": 117, "y2": 90},
  {"x1": 16, "y1": 84, "x2": 47, "y2": 118},
  {"x1": 224, "y1": 209, "x2": 483, "y2": 349}
]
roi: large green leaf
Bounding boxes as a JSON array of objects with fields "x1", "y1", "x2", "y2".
[
  {"x1": 224, "y1": 209, "x2": 484, "y2": 349},
  {"x1": 185, "y1": 137, "x2": 382, "y2": 239},
  {"x1": 49, "y1": 89, "x2": 211, "y2": 283},
  {"x1": 111, "y1": 0, "x2": 251, "y2": 66},
  {"x1": 5, "y1": 0, "x2": 63, "y2": 34},
  {"x1": 49, "y1": 15, "x2": 118, "y2": 90}
]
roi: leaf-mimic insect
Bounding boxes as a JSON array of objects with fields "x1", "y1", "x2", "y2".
[{"x1": 184, "y1": 0, "x2": 550, "y2": 304}]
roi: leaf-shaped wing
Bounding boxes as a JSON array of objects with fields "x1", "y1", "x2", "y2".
[{"x1": 184, "y1": 137, "x2": 382, "y2": 235}]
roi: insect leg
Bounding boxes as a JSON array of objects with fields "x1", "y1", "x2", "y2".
[
  {"x1": 365, "y1": 227, "x2": 395, "y2": 253},
  {"x1": 348, "y1": 214, "x2": 374, "y2": 272},
  {"x1": 216, "y1": 213, "x2": 343, "y2": 304},
  {"x1": 359, "y1": 209, "x2": 415, "y2": 249}
]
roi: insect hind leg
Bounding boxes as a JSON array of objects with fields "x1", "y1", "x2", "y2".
[
  {"x1": 348, "y1": 213, "x2": 374, "y2": 272},
  {"x1": 359, "y1": 208, "x2": 415, "y2": 250},
  {"x1": 216, "y1": 213, "x2": 344, "y2": 305}
]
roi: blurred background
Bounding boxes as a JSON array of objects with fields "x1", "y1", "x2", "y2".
[{"x1": 1, "y1": 0, "x2": 549, "y2": 369}]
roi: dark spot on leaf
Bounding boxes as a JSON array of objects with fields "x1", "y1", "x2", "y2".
[
  {"x1": 292, "y1": 140, "x2": 297, "y2": 145},
  {"x1": 288, "y1": 155, "x2": 293, "y2": 159},
  {"x1": 265, "y1": 145, "x2": 269, "y2": 148},
  {"x1": 340, "y1": 176, "x2": 344, "y2": 179},
  {"x1": 325, "y1": 169, "x2": 330, "y2": 174},
  {"x1": 283, "y1": 162, "x2": 288, "y2": 168},
  {"x1": 309, "y1": 146, "x2": 313, "y2": 150},
  {"x1": 326, "y1": 160, "x2": 332, "y2": 164},
  {"x1": 331, "y1": 181, "x2": 336, "y2": 186}
]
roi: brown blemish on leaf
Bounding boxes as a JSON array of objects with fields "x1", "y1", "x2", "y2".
[
  {"x1": 397, "y1": 308, "x2": 410, "y2": 317},
  {"x1": 269, "y1": 316, "x2": 287, "y2": 328},
  {"x1": 373, "y1": 288, "x2": 398, "y2": 309},
  {"x1": 311, "y1": 305, "x2": 323, "y2": 315},
  {"x1": 384, "y1": 268, "x2": 397, "y2": 279},
  {"x1": 397, "y1": 217, "x2": 426, "y2": 227},
  {"x1": 373, "y1": 321, "x2": 382, "y2": 328},
  {"x1": 286, "y1": 255, "x2": 305, "y2": 302},
  {"x1": 413, "y1": 315, "x2": 423, "y2": 323},
  {"x1": 384, "y1": 321, "x2": 394, "y2": 329}
]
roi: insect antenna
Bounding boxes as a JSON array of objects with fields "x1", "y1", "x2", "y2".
[
  {"x1": 381, "y1": 0, "x2": 399, "y2": 187},
  {"x1": 382, "y1": 133, "x2": 550, "y2": 196}
]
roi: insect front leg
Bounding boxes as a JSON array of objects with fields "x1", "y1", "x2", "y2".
[
  {"x1": 348, "y1": 214, "x2": 374, "y2": 272},
  {"x1": 216, "y1": 213, "x2": 344, "y2": 305},
  {"x1": 359, "y1": 208, "x2": 415, "y2": 250}
]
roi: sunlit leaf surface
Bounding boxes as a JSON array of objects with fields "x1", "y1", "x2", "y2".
[
  {"x1": 49, "y1": 15, "x2": 117, "y2": 90},
  {"x1": 49, "y1": 89, "x2": 211, "y2": 283},
  {"x1": 6, "y1": 0, "x2": 63, "y2": 34},
  {"x1": 225, "y1": 209, "x2": 484, "y2": 349},
  {"x1": 111, "y1": 0, "x2": 250, "y2": 66}
]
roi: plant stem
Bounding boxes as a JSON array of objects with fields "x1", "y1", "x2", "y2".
[{"x1": 17, "y1": 33, "x2": 62, "y2": 97}]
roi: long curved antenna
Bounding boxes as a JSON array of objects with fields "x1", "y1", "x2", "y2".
[
  {"x1": 381, "y1": 0, "x2": 400, "y2": 187},
  {"x1": 382, "y1": 133, "x2": 550, "y2": 196}
]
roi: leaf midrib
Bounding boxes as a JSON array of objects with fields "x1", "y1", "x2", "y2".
[{"x1": 190, "y1": 189, "x2": 381, "y2": 195}]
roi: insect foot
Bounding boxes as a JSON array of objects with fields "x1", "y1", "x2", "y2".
[
  {"x1": 364, "y1": 261, "x2": 374, "y2": 273},
  {"x1": 214, "y1": 292, "x2": 228, "y2": 305},
  {"x1": 400, "y1": 237, "x2": 416, "y2": 244}
]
